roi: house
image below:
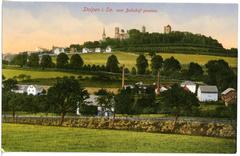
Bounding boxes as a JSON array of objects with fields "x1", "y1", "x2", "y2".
[
  {"x1": 180, "y1": 81, "x2": 196, "y2": 93},
  {"x1": 221, "y1": 88, "x2": 237, "y2": 106},
  {"x1": 155, "y1": 85, "x2": 171, "y2": 94},
  {"x1": 76, "y1": 95, "x2": 114, "y2": 117},
  {"x1": 105, "y1": 46, "x2": 112, "y2": 53},
  {"x1": 12, "y1": 84, "x2": 44, "y2": 96},
  {"x1": 82, "y1": 48, "x2": 89, "y2": 53},
  {"x1": 197, "y1": 85, "x2": 218, "y2": 102},
  {"x1": 52, "y1": 46, "x2": 65, "y2": 55},
  {"x1": 95, "y1": 48, "x2": 101, "y2": 53}
]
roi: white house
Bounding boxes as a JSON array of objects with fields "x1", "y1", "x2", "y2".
[
  {"x1": 12, "y1": 84, "x2": 44, "y2": 96},
  {"x1": 197, "y1": 85, "x2": 218, "y2": 102},
  {"x1": 105, "y1": 46, "x2": 112, "y2": 53},
  {"x1": 52, "y1": 47, "x2": 65, "y2": 55},
  {"x1": 180, "y1": 81, "x2": 197, "y2": 93},
  {"x1": 76, "y1": 94, "x2": 114, "y2": 117},
  {"x1": 82, "y1": 48, "x2": 89, "y2": 53},
  {"x1": 27, "y1": 85, "x2": 44, "y2": 95},
  {"x1": 95, "y1": 48, "x2": 101, "y2": 53}
]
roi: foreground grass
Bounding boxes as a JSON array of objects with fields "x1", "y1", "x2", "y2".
[{"x1": 2, "y1": 123, "x2": 236, "y2": 153}]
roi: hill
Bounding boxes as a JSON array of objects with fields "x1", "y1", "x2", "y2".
[{"x1": 78, "y1": 30, "x2": 237, "y2": 57}]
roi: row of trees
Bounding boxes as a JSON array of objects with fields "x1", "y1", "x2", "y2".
[
  {"x1": 3, "y1": 76, "x2": 237, "y2": 124},
  {"x1": 10, "y1": 51, "x2": 236, "y2": 92},
  {"x1": 2, "y1": 76, "x2": 199, "y2": 124}
]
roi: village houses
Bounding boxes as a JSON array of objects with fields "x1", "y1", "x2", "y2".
[
  {"x1": 221, "y1": 88, "x2": 237, "y2": 106},
  {"x1": 12, "y1": 84, "x2": 45, "y2": 96},
  {"x1": 197, "y1": 85, "x2": 218, "y2": 102}
]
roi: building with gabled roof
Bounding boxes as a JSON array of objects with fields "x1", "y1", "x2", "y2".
[{"x1": 197, "y1": 85, "x2": 218, "y2": 102}]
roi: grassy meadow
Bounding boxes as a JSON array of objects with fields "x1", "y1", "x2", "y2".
[
  {"x1": 2, "y1": 123, "x2": 236, "y2": 153},
  {"x1": 2, "y1": 68, "x2": 85, "y2": 79}
]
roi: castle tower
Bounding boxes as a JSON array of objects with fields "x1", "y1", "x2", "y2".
[
  {"x1": 115, "y1": 27, "x2": 120, "y2": 39},
  {"x1": 164, "y1": 25, "x2": 171, "y2": 34},
  {"x1": 142, "y1": 25, "x2": 146, "y2": 33},
  {"x1": 102, "y1": 28, "x2": 106, "y2": 41}
]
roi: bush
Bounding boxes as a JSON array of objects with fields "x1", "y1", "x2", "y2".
[{"x1": 79, "y1": 105, "x2": 98, "y2": 116}]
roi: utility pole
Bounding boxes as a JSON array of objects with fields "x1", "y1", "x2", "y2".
[
  {"x1": 156, "y1": 68, "x2": 160, "y2": 95},
  {"x1": 122, "y1": 64, "x2": 125, "y2": 88}
]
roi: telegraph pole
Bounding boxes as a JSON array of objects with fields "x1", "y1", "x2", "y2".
[
  {"x1": 156, "y1": 68, "x2": 160, "y2": 95},
  {"x1": 122, "y1": 64, "x2": 125, "y2": 88}
]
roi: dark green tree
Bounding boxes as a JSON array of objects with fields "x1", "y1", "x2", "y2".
[
  {"x1": 136, "y1": 54, "x2": 148, "y2": 74},
  {"x1": 115, "y1": 88, "x2": 135, "y2": 115},
  {"x1": 163, "y1": 56, "x2": 181, "y2": 72},
  {"x1": 11, "y1": 52, "x2": 28, "y2": 67},
  {"x1": 106, "y1": 55, "x2": 119, "y2": 73},
  {"x1": 205, "y1": 60, "x2": 236, "y2": 91},
  {"x1": 70, "y1": 54, "x2": 84, "y2": 69},
  {"x1": 161, "y1": 84, "x2": 199, "y2": 121},
  {"x1": 151, "y1": 55, "x2": 163, "y2": 74},
  {"x1": 187, "y1": 62, "x2": 204, "y2": 78},
  {"x1": 28, "y1": 53, "x2": 39, "y2": 67},
  {"x1": 7, "y1": 93, "x2": 25, "y2": 119},
  {"x1": 131, "y1": 67, "x2": 137, "y2": 75},
  {"x1": 3, "y1": 78, "x2": 17, "y2": 91},
  {"x1": 56, "y1": 53, "x2": 69, "y2": 68},
  {"x1": 40, "y1": 55, "x2": 53, "y2": 69},
  {"x1": 95, "y1": 89, "x2": 115, "y2": 116},
  {"x1": 47, "y1": 77, "x2": 89, "y2": 125}
]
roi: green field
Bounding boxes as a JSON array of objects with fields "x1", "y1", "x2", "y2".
[
  {"x1": 52, "y1": 52, "x2": 237, "y2": 69},
  {"x1": 2, "y1": 68, "x2": 87, "y2": 79},
  {"x1": 2, "y1": 123, "x2": 236, "y2": 153}
]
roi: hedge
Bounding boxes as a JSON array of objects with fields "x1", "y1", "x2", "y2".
[{"x1": 3, "y1": 116, "x2": 236, "y2": 138}]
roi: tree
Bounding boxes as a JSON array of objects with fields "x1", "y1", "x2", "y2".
[
  {"x1": 95, "y1": 89, "x2": 115, "y2": 116},
  {"x1": 163, "y1": 56, "x2": 181, "y2": 72},
  {"x1": 106, "y1": 55, "x2": 119, "y2": 73},
  {"x1": 151, "y1": 55, "x2": 163, "y2": 74},
  {"x1": 115, "y1": 88, "x2": 135, "y2": 115},
  {"x1": 131, "y1": 67, "x2": 137, "y2": 75},
  {"x1": 56, "y1": 53, "x2": 69, "y2": 68},
  {"x1": 40, "y1": 55, "x2": 53, "y2": 69},
  {"x1": 205, "y1": 60, "x2": 236, "y2": 92},
  {"x1": 11, "y1": 52, "x2": 28, "y2": 67},
  {"x1": 134, "y1": 86, "x2": 157, "y2": 114},
  {"x1": 6, "y1": 92, "x2": 25, "y2": 119},
  {"x1": 70, "y1": 54, "x2": 84, "y2": 69},
  {"x1": 28, "y1": 53, "x2": 39, "y2": 67},
  {"x1": 136, "y1": 54, "x2": 148, "y2": 74},
  {"x1": 161, "y1": 84, "x2": 199, "y2": 121},
  {"x1": 3, "y1": 78, "x2": 17, "y2": 91},
  {"x1": 187, "y1": 62, "x2": 203, "y2": 78},
  {"x1": 47, "y1": 77, "x2": 89, "y2": 125}
]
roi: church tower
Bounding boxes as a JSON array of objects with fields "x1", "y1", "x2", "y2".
[
  {"x1": 102, "y1": 28, "x2": 106, "y2": 41},
  {"x1": 142, "y1": 25, "x2": 146, "y2": 33}
]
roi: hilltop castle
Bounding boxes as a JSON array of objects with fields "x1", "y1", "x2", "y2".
[
  {"x1": 102, "y1": 25, "x2": 172, "y2": 40},
  {"x1": 164, "y1": 25, "x2": 172, "y2": 34},
  {"x1": 102, "y1": 25, "x2": 147, "y2": 40}
]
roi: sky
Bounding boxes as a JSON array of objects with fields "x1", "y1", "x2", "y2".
[{"x1": 2, "y1": 2, "x2": 238, "y2": 53}]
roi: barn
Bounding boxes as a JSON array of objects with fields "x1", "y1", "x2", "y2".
[{"x1": 197, "y1": 85, "x2": 218, "y2": 102}]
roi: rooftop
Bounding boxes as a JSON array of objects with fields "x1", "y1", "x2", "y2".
[{"x1": 199, "y1": 85, "x2": 218, "y2": 93}]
